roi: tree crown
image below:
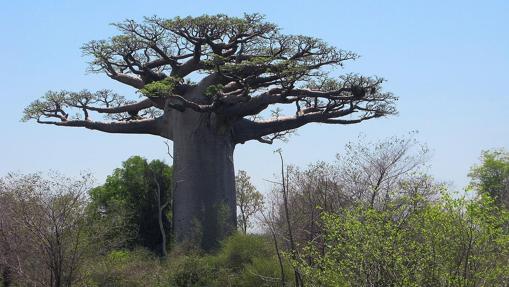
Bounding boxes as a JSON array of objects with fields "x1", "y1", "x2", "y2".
[{"x1": 24, "y1": 14, "x2": 396, "y2": 144}]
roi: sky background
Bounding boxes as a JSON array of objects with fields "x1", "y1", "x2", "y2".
[{"x1": 0, "y1": 0, "x2": 508, "y2": 193}]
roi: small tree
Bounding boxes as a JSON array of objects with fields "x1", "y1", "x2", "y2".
[
  {"x1": 235, "y1": 170, "x2": 263, "y2": 234},
  {"x1": 337, "y1": 133, "x2": 430, "y2": 209},
  {"x1": 469, "y1": 149, "x2": 509, "y2": 208},
  {"x1": 0, "y1": 173, "x2": 93, "y2": 287},
  {"x1": 88, "y1": 156, "x2": 172, "y2": 256}
]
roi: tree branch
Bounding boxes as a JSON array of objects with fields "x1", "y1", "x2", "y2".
[
  {"x1": 109, "y1": 73, "x2": 145, "y2": 89},
  {"x1": 81, "y1": 98, "x2": 155, "y2": 114},
  {"x1": 36, "y1": 117, "x2": 166, "y2": 137},
  {"x1": 233, "y1": 108, "x2": 378, "y2": 144}
]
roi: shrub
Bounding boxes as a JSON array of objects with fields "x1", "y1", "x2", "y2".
[
  {"x1": 296, "y1": 194, "x2": 509, "y2": 286},
  {"x1": 213, "y1": 233, "x2": 274, "y2": 270},
  {"x1": 80, "y1": 249, "x2": 167, "y2": 287},
  {"x1": 239, "y1": 256, "x2": 295, "y2": 287},
  {"x1": 209, "y1": 233, "x2": 294, "y2": 287},
  {"x1": 167, "y1": 254, "x2": 213, "y2": 287}
]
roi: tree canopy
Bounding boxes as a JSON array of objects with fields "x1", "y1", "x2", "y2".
[{"x1": 23, "y1": 13, "x2": 396, "y2": 144}]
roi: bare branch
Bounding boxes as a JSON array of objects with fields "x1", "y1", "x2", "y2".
[
  {"x1": 109, "y1": 73, "x2": 146, "y2": 89},
  {"x1": 37, "y1": 117, "x2": 165, "y2": 137},
  {"x1": 164, "y1": 141, "x2": 174, "y2": 159}
]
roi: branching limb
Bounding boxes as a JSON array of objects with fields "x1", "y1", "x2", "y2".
[
  {"x1": 23, "y1": 90, "x2": 169, "y2": 137},
  {"x1": 24, "y1": 90, "x2": 162, "y2": 123},
  {"x1": 256, "y1": 129, "x2": 295, "y2": 144},
  {"x1": 109, "y1": 73, "x2": 146, "y2": 89},
  {"x1": 37, "y1": 117, "x2": 165, "y2": 136},
  {"x1": 219, "y1": 75, "x2": 390, "y2": 117},
  {"x1": 233, "y1": 107, "x2": 384, "y2": 144},
  {"x1": 75, "y1": 98, "x2": 155, "y2": 114}
]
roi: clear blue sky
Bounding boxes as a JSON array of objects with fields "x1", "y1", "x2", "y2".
[{"x1": 1, "y1": 0, "x2": 507, "y2": 191}]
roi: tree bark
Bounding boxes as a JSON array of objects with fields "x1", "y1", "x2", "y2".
[
  {"x1": 170, "y1": 108, "x2": 237, "y2": 250},
  {"x1": 1, "y1": 265, "x2": 12, "y2": 287}
]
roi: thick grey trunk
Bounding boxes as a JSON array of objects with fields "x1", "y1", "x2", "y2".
[{"x1": 170, "y1": 108, "x2": 236, "y2": 250}]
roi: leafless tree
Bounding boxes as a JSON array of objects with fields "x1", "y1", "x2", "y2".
[
  {"x1": 275, "y1": 150, "x2": 304, "y2": 287},
  {"x1": 282, "y1": 162, "x2": 348, "y2": 258},
  {"x1": 337, "y1": 133, "x2": 431, "y2": 209},
  {"x1": 260, "y1": 201, "x2": 287, "y2": 287},
  {"x1": 0, "y1": 173, "x2": 93, "y2": 287},
  {"x1": 0, "y1": 191, "x2": 22, "y2": 287}
]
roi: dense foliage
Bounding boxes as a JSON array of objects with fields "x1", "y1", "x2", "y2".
[
  {"x1": 295, "y1": 194, "x2": 509, "y2": 286},
  {"x1": 77, "y1": 233, "x2": 294, "y2": 287},
  {"x1": 88, "y1": 156, "x2": 172, "y2": 255},
  {"x1": 469, "y1": 150, "x2": 509, "y2": 208}
]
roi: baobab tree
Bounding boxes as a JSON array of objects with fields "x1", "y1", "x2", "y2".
[{"x1": 23, "y1": 14, "x2": 396, "y2": 250}]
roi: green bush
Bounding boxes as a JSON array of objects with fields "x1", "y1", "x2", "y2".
[
  {"x1": 79, "y1": 249, "x2": 167, "y2": 287},
  {"x1": 213, "y1": 233, "x2": 274, "y2": 270},
  {"x1": 163, "y1": 233, "x2": 293, "y2": 287},
  {"x1": 296, "y1": 194, "x2": 509, "y2": 287},
  {"x1": 77, "y1": 233, "x2": 291, "y2": 287},
  {"x1": 167, "y1": 254, "x2": 213, "y2": 287},
  {"x1": 208, "y1": 233, "x2": 294, "y2": 287},
  {"x1": 239, "y1": 256, "x2": 295, "y2": 287}
]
